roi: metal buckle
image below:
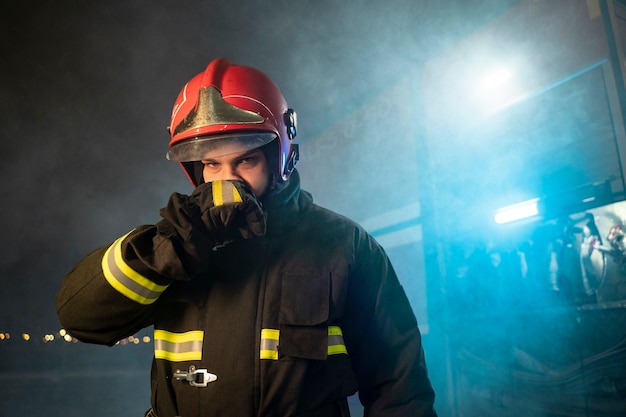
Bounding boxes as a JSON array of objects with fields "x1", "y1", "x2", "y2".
[{"x1": 173, "y1": 365, "x2": 217, "y2": 388}]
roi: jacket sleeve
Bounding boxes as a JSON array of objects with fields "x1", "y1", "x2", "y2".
[
  {"x1": 346, "y1": 229, "x2": 438, "y2": 417},
  {"x1": 56, "y1": 224, "x2": 188, "y2": 346}
]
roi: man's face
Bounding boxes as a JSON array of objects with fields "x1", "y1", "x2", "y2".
[{"x1": 201, "y1": 148, "x2": 271, "y2": 198}]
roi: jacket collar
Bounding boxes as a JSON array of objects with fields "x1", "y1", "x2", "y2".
[{"x1": 261, "y1": 169, "x2": 312, "y2": 234}]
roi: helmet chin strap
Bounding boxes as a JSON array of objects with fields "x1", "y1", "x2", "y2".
[
  {"x1": 269, "y1": 172, "x2": 281, "y2": 190},
  {"x1": 267, "y1": 172, "x2": 290, "y2": 196},
  {"x1": 282, "y1": 144, "x2": 300, "y2": 181}
]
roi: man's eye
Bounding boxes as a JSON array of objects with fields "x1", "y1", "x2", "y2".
[{"x1": 238, "y1": 156, "x2": 257, "y2": 165}]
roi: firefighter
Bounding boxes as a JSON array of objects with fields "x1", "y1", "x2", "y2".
[{"x1": 56, "y1": 58, "x2": 438, "y2": 417}]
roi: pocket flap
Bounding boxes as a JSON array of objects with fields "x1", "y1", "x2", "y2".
[
  {"x1": 280, "y1": 324, "x2": 328, "y2": 360},
  {"x1": 279, "y1": 273, "x2": 330, "y2": 325}
]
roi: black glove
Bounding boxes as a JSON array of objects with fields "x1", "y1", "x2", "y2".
[
  {"x1": 158, "y1": 180, "x2": 266, "y2": 274},
  {"x1": 190, "y1": 180, "x2": 266, "y2": 242}
]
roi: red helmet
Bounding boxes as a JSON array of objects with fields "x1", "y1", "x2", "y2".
[{"x1": 167, "y1": 58, "x2": 299, "y2": 186}]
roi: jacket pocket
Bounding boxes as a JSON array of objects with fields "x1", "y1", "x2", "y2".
[{"x1": 278, "y1": 273, "x2": 330, "y2": 360}]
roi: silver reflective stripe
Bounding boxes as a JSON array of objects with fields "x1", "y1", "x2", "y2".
[
  {"x1": 154, "y1": 330, "x2": 204, "y2": 362},
  {"x1": 260, "y1": 329, "x2": 280, "y2": 360},
  {"x1": 328, "y1": 326, "x2": 348, "y2": 355},
  {"x1": 260, "y1": 338, "x2": 279, "y2": 352},
  {"x1": 212, "y1": 181, "x2": 243, "y2": 206},
  {"x1": 101, "y1": 232, "x2": 169, "y2": 304}
]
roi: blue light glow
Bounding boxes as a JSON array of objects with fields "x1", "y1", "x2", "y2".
[
  {"x1": 494, "y1": 197, "x2": 540, "y2": 224},
  {"x1": 481, "y1": 68, "x2": 512, "y2": 89}
]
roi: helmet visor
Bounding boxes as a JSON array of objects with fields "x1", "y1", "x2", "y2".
[{"x1": 167, "y1": 132, "x2": 277, "y2": 162}]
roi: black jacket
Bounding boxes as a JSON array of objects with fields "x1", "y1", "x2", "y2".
[{"x1": 56, "y1": 171, "x2": 437, "y2": 417}]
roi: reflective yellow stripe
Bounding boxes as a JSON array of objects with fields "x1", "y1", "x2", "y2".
[
  {"x1": 212, "y1": 181, "x2": 243, "y2": 206},
  {"x1": 260, "y1": 326, "x2": 348, "y2": 360},
  {"x1": 328, "y1": 326, "x2": 348, "y2": 355},
  {"x1": 212, "y1": 181, "x2": 224, "y2": 206},
  {"x1": 154, "y1": 330, "x2": 204, "y2": 362},
  {"x1": 101, "y1": 231, "x2": 169, "y2": 304},
  {"x1": 260, "y1": 329, "x2": 280, "y2": 360}
]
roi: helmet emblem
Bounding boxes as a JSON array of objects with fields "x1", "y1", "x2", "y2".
[{"x1": 173, "y1": 86, "x2": 264, "y2": 136}]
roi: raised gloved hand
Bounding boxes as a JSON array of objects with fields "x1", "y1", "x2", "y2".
[
  {"x1": 189, "y1": 180, "x2": 266, "y2": 242},
  {"x1": 158, "y1": 180, "x2": 266, "y2": 274}
]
